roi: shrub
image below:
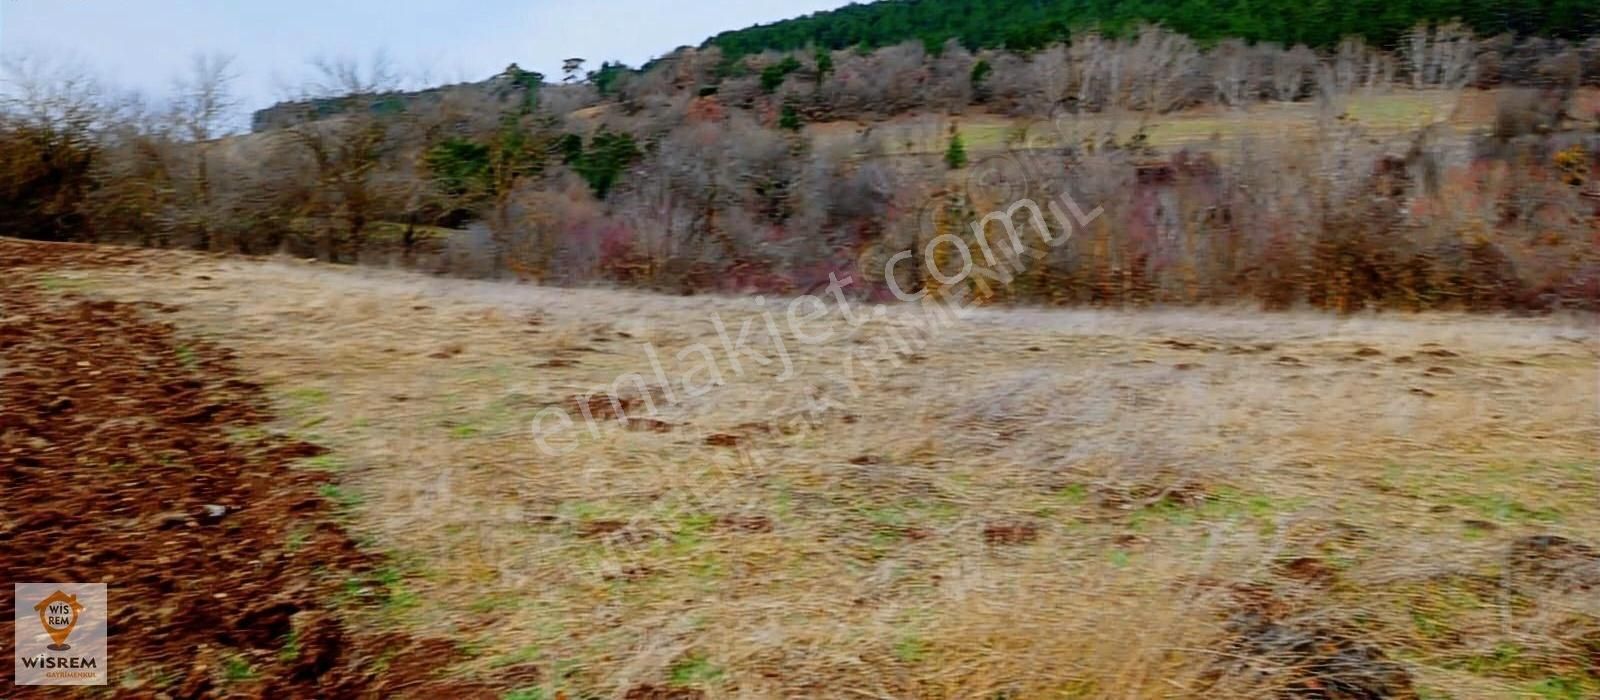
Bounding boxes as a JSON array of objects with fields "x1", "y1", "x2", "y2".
[
  {"x1": 573, "y1": 130, "x2": 641, "y2": 199},
  {"x1": 944, "y1": 128, "x2": 968, "y2": 169},
  {"x1": 779, "y1": 103, "x2": 802, "y2": 131},
  {"x1": 424, "y1": 138, "x2": 491, "y2": 197},
  {"x1": 760, "y1": 57, "x2": 802, "y2": 93}
]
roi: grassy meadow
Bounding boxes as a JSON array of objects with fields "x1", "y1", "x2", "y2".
[{"x1": 37, "y1": 248, "x2": 1599, "y2": 699}]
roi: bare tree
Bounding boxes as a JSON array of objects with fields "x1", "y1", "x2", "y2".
[
  {"x1": 1406, "y1": 25, "x2": 1431, "y2": 90},
  {"x1": 1405, "y1": 23, "x2": 1477, "y2": 89},
  {"x1": 874, "y1": 42, "x2": 931, "y2": 115},
  {"x1": 1333, "y1": 37, "x2": 1369, "y2": 94},
  {"x1": 1211, "y1": 39, "x2": 1252, "y2": 107},
  {"x1": 0, "y1": 54, "x2": 104, "y2": 132},
  {"x1": 926, "y1": 40, "x2": 976, "y2": 114},
  {"x1": 1123, "y1": 27, "x2": 1202, "y2": 112},
  {"x1": 1069, "y1": 33, "x2": 1111, "y2": 111},
  {"x1": 167, "y1": 52, "x2": 238, "y2": 249},
  {"x1": 281, "y1": 119, "x2": 383, "y2": 261},
  {"x1": 0, "y1": 55, "x2": 106, "y2": 241},
  {"x1": 171, "y1": 53, "x2": 237, "y2": 141},
  {"x1": 1267, "y1": 44, "x2": 1317, "y2": 101},
  {"x1": 304, "y1": 50, "x2": 401, "y2": 98},
  {"x1": 1027, "y1": 45, "x2": 1072, "y2": 116}
]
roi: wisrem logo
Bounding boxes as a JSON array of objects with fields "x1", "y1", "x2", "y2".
[{"x1": 14, "y1": 583, "x2": 108, "y2": 686}]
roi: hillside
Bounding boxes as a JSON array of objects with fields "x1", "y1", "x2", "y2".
[
  {"x1": 7, "y1": 237, "x2": 1598, "y2": 696},
  {"x1": 706, "y1": 0, "x2": 1600, "y2": 55},
  {"x1": 10, "y1": 4, "x2": 1600, "y2": 316},
  {"x1": 7, "y1": 2, "x2": 1600, "y2": 698}
]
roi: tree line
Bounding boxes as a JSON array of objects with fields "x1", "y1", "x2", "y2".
[
  {"x1": 705, "y1": 0, "x2": 1600, "y2": 57},
  {"x1": 2, "y1": 25, "x2": 1598, "y2": 312}
]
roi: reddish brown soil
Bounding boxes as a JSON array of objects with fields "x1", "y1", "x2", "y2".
[{"x1": 0, "y1": 240, "x2": 497, "y2": 698}]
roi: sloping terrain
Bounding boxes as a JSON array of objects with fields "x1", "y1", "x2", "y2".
[{"x1": 3, "y1": 238, "x2": 1598, "y2": 698}]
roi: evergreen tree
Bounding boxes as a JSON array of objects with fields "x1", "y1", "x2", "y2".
[
  {"x1": 424, "y1": 138, "x2": 491, "y2": 198},
  {"x1": 760, "y1": 56, "x2": 803, "y2": 93},
  {"x1": 814, "y1": 48, "x2": 833, "y2": 83},
  {"x1": 573, "y1": 129, "x2": 641, "y2": 199},
  {"x1": 588, "y1": 61, "x2": 629, "y2": 97},
  {"x1": 944, "y1": 128, "x2": 967, "y2": 170},
  {"x1": 969, "y1": 60, "x2": 992, "y2": 87},
  {"x1": 970, "y1": 60, "x2": 992, "y2": 102},
  {"x1": 780, "y1": 103, "x2": 803, "y2": 131},
  {"x1": 703, "y1": 0, "x2": 1599, "y2": 59},
  {"x1": 558, "y1": 133, "x2": 583, "y2": 164}
]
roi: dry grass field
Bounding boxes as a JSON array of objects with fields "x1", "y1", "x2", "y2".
[
  {"x1": 809, "y1": 89, "x2": 1600, "y2": 157},
  {"x1": 28, "y1": 246, "x2": 1600, "y2": 698}
]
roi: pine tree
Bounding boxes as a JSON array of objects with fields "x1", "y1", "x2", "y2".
[
  {"x1": 814, "y1": 48, "x2": 833, "y2": 83},
  {"x1": 970, "y1": 60, "x2": 993, "y2": 103},
  {"x1": 944, "y1": 127, "x2": 967, "y2": 170},
  {"x1": 779, "y1": 103, "x2": 803, "y2": 131}
]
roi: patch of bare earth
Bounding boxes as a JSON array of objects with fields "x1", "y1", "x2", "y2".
[
  {"x1": 0, "y1": 240, "x2": 502, "y2": 698},
  {"x1": 13, "y1": 238, "x2": 1600, "y2": 698}
]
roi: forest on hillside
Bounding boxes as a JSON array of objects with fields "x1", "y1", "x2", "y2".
[
  {"x1": 706, "y1": 0, "x2": 1600, "y2": 56},
  {"x1": 3, "y1": 20, "x2": 1599, "y2": 312}
]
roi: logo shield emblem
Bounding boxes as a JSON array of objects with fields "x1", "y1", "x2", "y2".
[{"x1": 33, "y1": 590, "x2": 85, "y2": 652}]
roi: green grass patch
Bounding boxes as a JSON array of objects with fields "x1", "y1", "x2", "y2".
[
  {"x1": 335, "y1": 563, "x2": 423, "y2": 617},
  {"x1": 283, "y1": 387, "x2": 330, "y2": 405},
  {"x1": 671, "y1": 512, "x2": 716, "y2": 550},
  {"x1": 220, "y1": 654, "x2": 257, "y2": 682},
  {"x1": 1404, "y1": 583, "x2": 1487, "y2": 640},
  {"x1": 1107, "y1": 549, "x2": 1132, "y2": 568},
  {"x1": 667, "y1": 653, "x2": 723, "y2": 688},
  {"x1": 491, "y1": 644, "x2": 541, "y2": 669},
  {"x1": 469, "y1": 594, "x2": 525, "y2": 615},
  {"x1": 36, "y1": 274, "x2": 96, "y2": 292},
  {"x1": 375, "y1": 566, "x2": 421, "y2": 614},
  {"x1": 892, "y1": 635, "x2": 929, "y2": 664},
  {"x1": 558, "y1": 501, "x2": 605, "y2": 521},
  {"x1": 1525, "y1": 674, "x2": 1600, "y2": 700},
  {"x1": 295, "y1": 454, "x2": 347, "y2": 472},
  {"x1": 1449, "y1": 494, "x2": 1563, "y2": 524},
  {"x1": 284, "y1": 525, "x2": 312, "y2": 553},
  {"x1": 1455, "y1": 641, "x2": 1539, "y2": 678},
  {"x1": 319, "y1": 484, "x2": 364, "y2": 511},
  {"x1": 1055, "y1": 483, "x2": 1089, "y2": 504},
  {"x1": 120, "y1": 665, "x2": 180, "y2": 690},
  {"x1": 278, "y1": 631, "x2": 301, "y2": 663},
  {"x1": 280, "y1": 387, "x2": 333, "y2": 429},
  {"x1": 175, "y1": 345, "x2": 199, "y2": 369},
  {"x1": 1131, "y1": 486, "x2": 1295, "y2": 529}
]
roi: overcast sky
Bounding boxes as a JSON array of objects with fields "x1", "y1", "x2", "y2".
[{"x1": 1, "y1": 0, "x2": 854, "y2": 119}]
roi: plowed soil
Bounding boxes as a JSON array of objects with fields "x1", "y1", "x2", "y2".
[{"x1": 0, "y1": 240, "x2": 493, "y2": 698}]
